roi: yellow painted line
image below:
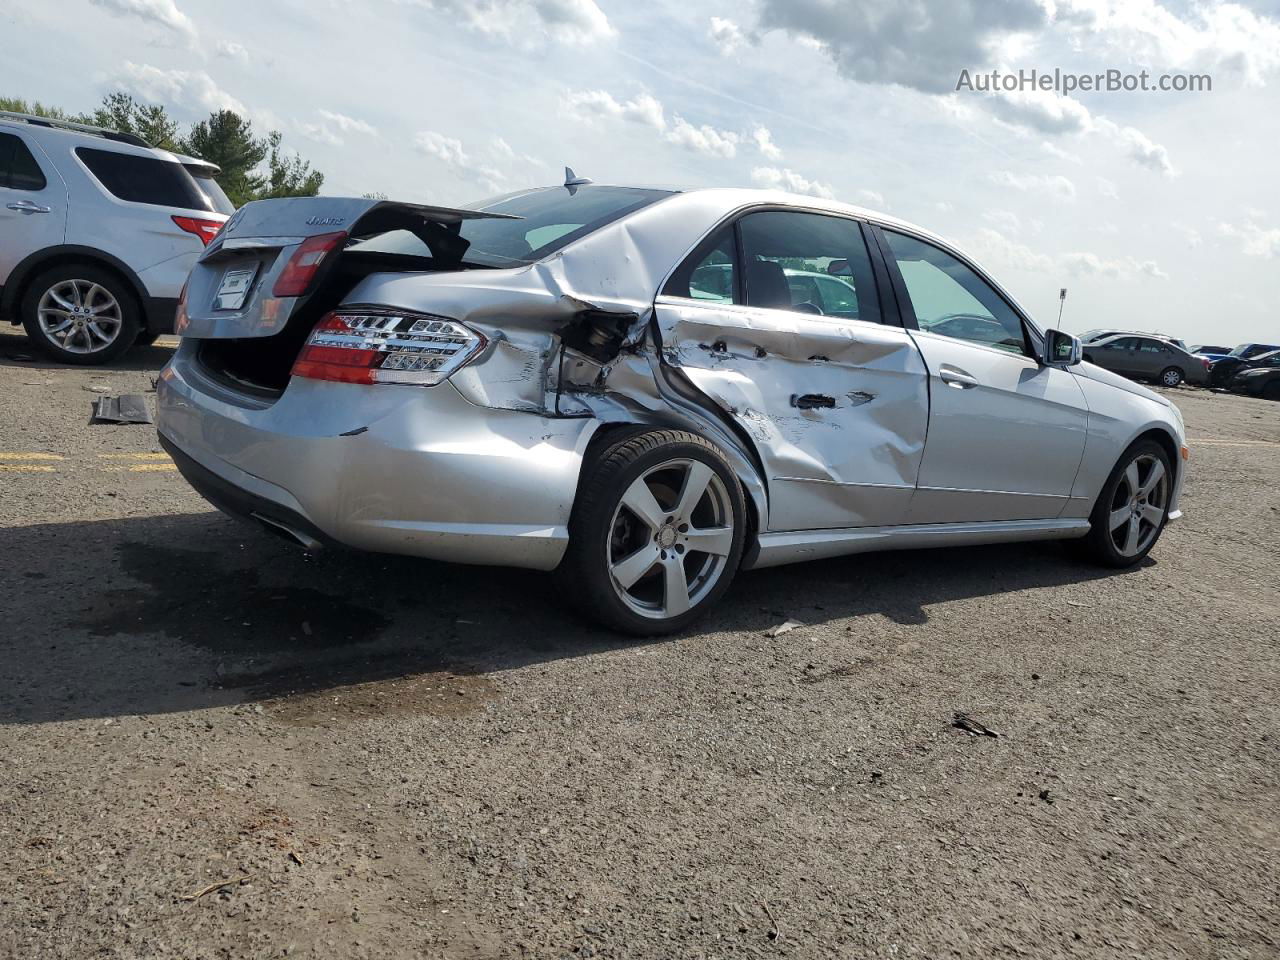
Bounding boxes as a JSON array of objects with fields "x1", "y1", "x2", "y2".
[
  {"x1": 0, "y1": 452, "x2": 65, "y2": 461},
  {"x1": 0, "y1": 465, "x2": 56, "y2": 473},
  {"x1": 96, "y1": 452, "x2": 171, "y2": 460},
  {"x1": 1187, "y1": 438, "x2": 1279, "y2": 447},
  {"x1": 127, "y1": 463, "x2": 177, "y2": 473}
]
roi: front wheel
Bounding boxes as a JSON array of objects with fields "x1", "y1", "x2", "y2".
[
  {"x1": 556, "y1": 429, "x2": 746, "y2": 635},
  {"x1": 1076, "y1": 439, "x2": 1173, "y2": 568},
  {"x1": 1159, "y1": 367, "x2": 1184, "y2": 388}
]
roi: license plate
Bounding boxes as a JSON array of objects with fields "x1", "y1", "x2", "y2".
[{"x1": 214, "y1": 264, "x2": 259, "y2": 310}]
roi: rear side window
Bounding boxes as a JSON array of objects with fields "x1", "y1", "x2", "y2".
[
  {"x1": 184, "y1": 165, "x2": 236, "y2": 214},
  {"x1": 0, "y1": 132, "x2": 48, "y2": 191},
  {"x1": 76, "y1": 147, "x2": 213, "y2": 211},
  {"x1": 739, "y1": 211, "x2": 880, "y2": 323}
]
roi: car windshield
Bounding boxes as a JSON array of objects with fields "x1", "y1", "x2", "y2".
[{"x1": 355, "y1": 185, "x2": 673, "y2": 268}]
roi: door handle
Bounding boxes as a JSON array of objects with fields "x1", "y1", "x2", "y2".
[
  {"x1": 939, "y1": 366, "x2": 979, "y2": 389},
  {"x1": 6, "y1": 201, "x2": 51, "y2": 214},
  {"x1": 791, "y1": 393, "x2": 836, "y2": 409}
]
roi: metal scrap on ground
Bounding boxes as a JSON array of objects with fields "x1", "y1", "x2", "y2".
[{"x1": 91, "y1": 394, "x2": 153, "y2": 425}]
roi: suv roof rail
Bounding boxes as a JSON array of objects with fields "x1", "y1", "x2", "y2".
[{"x1": 0, "y1": 110, "x2": 152, "y2": 148}]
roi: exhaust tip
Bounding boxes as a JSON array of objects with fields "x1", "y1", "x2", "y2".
[{"x1": 251, "y1": 512, "x2": 324, "y2": 553}]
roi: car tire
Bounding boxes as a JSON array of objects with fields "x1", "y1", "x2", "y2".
[
  {"x1": 1262, "y1": 381, "x2": 1280, "y2": 402},
  {"x1": 1075, "y1": 438, "x2": 1173, "y2": 568},
  {"x1": 21, "y1": 264, "x2": 141, "y2": 365},
  {"x1": 556, "y1": 429, "x2": 747, "y2": 636},
  {"x1": 1159, "y1": 367, "x2": 1184, "y2": 388}
]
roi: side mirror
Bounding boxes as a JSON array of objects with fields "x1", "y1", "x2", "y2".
[
  {"x1": 826, "y1": 259, "x2": 851, "y2": 276},
  {"x1": 1042, "y1": 328, "x2": 1082, "y2": 366}
]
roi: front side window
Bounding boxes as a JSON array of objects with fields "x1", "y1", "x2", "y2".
[
  {"x1": 738, "y1": 210, "x2": 880, "y2": 323},
  {"x1": 883, "y1": 230, "x2": 1027, "y2": 355},
  {"x1": 665, "y1": 225, "x2": 737, "y2": 303},
  {"x1": 77, "y1": 147, "x2": 213, "y2": 211},
  {"x1": 0, "y1": 132, "x2": 48, "y2": 191}
]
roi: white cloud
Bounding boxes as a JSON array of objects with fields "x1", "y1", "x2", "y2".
[
  {"x1": 414, "y1": 130, "x2": 508, "y2": 192},
  {"x1": 1096, "y1": 177, "x2": 1119, "y2": 199},
  {"x1": 751, "y1": 125, "x2": 782, "y2": 160},
  {"x1": 1093, "y1": 118, "x2": 1176, "y2": 176},
  {"x1": 756, "y1": 0, "x2": 1047, "y2": 94},
  {"x1": 1172, "y1": 222, "x2": 1203, "y2": 248},
  {"x1": 562, "y1": 89, "x2": 665, "y2": 130},
  {"x1": 856, "y1": 189, "x2": 887, "y2": 209},
  {"x1": 1041, "y1": 140, "x2": 1082, "y2": 164},
  {"x1": 983, "y1": 209, "x2": 1023, "y2": 235},
  {"x1": 989, "y1": 170, "x2": 1077, "y2": 201},
  {"x1": 988, "y1": 88, "x2": 1092, "y2": 134},
  {"x1": 109, "y1": 62, "x2": 245, "y2": 115},
  {"x1": 318, "y1": 110, "x2": 376, "y2": 136},
  {"x1": 296, "y1": 110, "x2": 376, "y2": 147},
  {"x1": 709, "y1": 16, "x2": 747, "y2": 55},
  {"x1": 666, "y1": 117, "x2": 739, "y2": 158},
  {"x1": 751, "y1": 166, "x2": 834, "y2": 199},
  {"x1": 405, "y1": 0, "x2": 613, "y2": 45},
  {"x1": 1218, "y1": 220, "x2": 1280, "y2": 259},
  {"x1": 215, "y1": 40, "x2": 249, "y2": 63},
  {"x1": 90, "y1": 0, "x2": 196, "y2": 44},
  {"x1": 971, "y1": 228, "x2": 1168, "y2": 280}
]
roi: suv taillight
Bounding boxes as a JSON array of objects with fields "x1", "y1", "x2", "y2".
[
  {"x1": 172, "y1": 216, "x2": 224, "y2": 245},
  {"x1": 291, "y1": 311, "x2": 486, "y2": 386},
  {"x1": 273, "y1": 231, "x2": 347, "y2": 297}
]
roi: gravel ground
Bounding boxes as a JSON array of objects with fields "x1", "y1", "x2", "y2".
[{"x1": 1, "y1": 327, "x2": 1277, "y2": 960}]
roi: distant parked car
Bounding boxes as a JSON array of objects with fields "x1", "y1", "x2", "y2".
[
  {"x1": 1227, "y1": 361, "x2": 1280, "y2": 401},
  {"x1": 1208, "y1": 343, "x2": 1280, "y2": 387},
  {"x1": 0, "y1": 111, "x2": 229, "y2": 363},
  {"x1": 1081, "y1": 329, "x2": 1188, "y2": 351},
  {"x1": 1082, "y1": 334, "x2": 1209, "y2": 387}
]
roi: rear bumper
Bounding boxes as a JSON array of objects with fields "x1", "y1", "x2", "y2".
[{"x1": 157, "y1": 346, "x2": 598, "y2": 570}]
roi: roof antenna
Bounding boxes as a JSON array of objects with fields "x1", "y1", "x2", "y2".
[{"x1": 564, "y1": 166, "x2": 592, "y2": 195}]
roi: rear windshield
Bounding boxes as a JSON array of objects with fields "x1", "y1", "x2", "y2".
[
  {"x1": 354, "y1": 185, "x2": 673, "y2": 267},
  {"x1": 76, "y1": 147, "x2": 214, "y2": 212},
  {"x1": 185, "y1": 165, "x2": 236, "y2": 215}
]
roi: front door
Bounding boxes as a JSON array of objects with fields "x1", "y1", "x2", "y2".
[
  {"x1": 876, "y1": 227, "x2": 1089, "y2": 523},
  {"x1": 0, "y1": 131, "x2": 66, "y2": 284},
  {"x1": 655, "y1": 209, "x2": 930, "y2": 531}
]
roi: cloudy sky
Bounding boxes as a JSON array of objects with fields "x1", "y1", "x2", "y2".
[{"x1": 3, "y1": 0, "x2": 1279, "y2": 345}]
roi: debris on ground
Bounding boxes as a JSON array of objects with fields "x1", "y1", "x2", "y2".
[
  {"x1": 91, "y1": 394, "x2": 153, "y2": 425},
  {"x1": 766, "y1": 619, "x2": 804, "y2": 638},
  {"x1": 951, "y1": 712, "x2": 1001, "y2": 738},
  {"x1": 1039, "y1": 789, "x2": 1054, "y2": 804}
]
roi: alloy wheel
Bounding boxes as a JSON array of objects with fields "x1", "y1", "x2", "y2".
[
  {"x1": 37, "y1": 279, "x2": 123, "y2": 355},
  {"x1": 1107, "y1": 453, "x2": 1169, "y2": 557},
  {"x1": 1162, "y1": 368, "x2": 1182, "y2": 387},
  {"x1": 607, "y1": 458, "x2": 735, "y2": 620}
]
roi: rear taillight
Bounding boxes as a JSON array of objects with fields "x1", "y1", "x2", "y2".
[
  {"x1": 172, "y1": 215, "x2": 224, "y2": 246},
  {"x1": 273, "y1": 231, "x2": 347, "y2": 298},
  {"x1": 291, "y1": 311, "x2": 486, "y2": 386}
]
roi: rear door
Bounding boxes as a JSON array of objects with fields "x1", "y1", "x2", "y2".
[
  {"x1": 875, "y1": 226, "x2": 1088, "y2": 524},
  {"x1": 0, "y1": 130, "x2": 66, "y2": 284},
  {"x1": 655, "y1": 208, "x2": 930, "y2": 531}
]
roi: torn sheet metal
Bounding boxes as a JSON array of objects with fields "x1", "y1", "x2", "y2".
[
  {"x1": 653, "y1": 300, "x2": 929, "y2": 531},
  {"x1": 91, "y1": 394, "x2": 153, "y2": 425}
]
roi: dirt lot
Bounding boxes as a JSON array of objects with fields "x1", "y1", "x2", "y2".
[{"x1": 1, "y1": 326, "x2": 1277, "y2": 960}]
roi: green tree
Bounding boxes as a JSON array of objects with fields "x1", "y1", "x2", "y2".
[
  {"x1": 182, "y1": 110, "x2": 267, "y2": 206},
  {"x1": 88, "y1": 93, "x2": 180, "y2": 149},
  {"x1": 256, "y1": 131, "x2": 324, "y2": 199},
  {"x1": 0, "y1": 96, "x2": 75, "y2": 120}
]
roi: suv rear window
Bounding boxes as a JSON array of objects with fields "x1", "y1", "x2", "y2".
[
  {"x1": 0, "y1": 132, "x2": 47, "y2": 191},
  {"x1": 184, "y1": 165, "x2": 236, "y2": 215},
  {"x1": 76, "y1": 147, "x2": 213, "y2": 211}
]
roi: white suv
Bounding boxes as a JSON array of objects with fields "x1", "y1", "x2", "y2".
[{"x1": 0, "y1": 112, "x2": 231, "y2": 364}]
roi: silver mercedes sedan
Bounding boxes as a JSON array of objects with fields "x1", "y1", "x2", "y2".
[{"x1": 157, "y1": 178, "x2": 1187, "y2": 634}]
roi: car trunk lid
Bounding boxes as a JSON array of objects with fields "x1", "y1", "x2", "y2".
[{"x1": 178, "y1": 196, "x2": 519, "y2": 340}]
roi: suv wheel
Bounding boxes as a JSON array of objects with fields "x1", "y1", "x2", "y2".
[
  {"x1": 21, "y1": 264, "x2": 140, "y2": 365},
  {"x1": 557, "y1": 429, "x2": 746, "y2": 635},
  {"x1": 1159, "y1": 366, "x2": 1184, "y2": 388},
  {"x1": 1076, "y1": 439, "x2": 1172, "y2": 568}
]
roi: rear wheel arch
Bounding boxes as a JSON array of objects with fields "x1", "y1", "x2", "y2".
[{"x1": 3, "y1": 246, "x2": 149, "y2": 328}]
